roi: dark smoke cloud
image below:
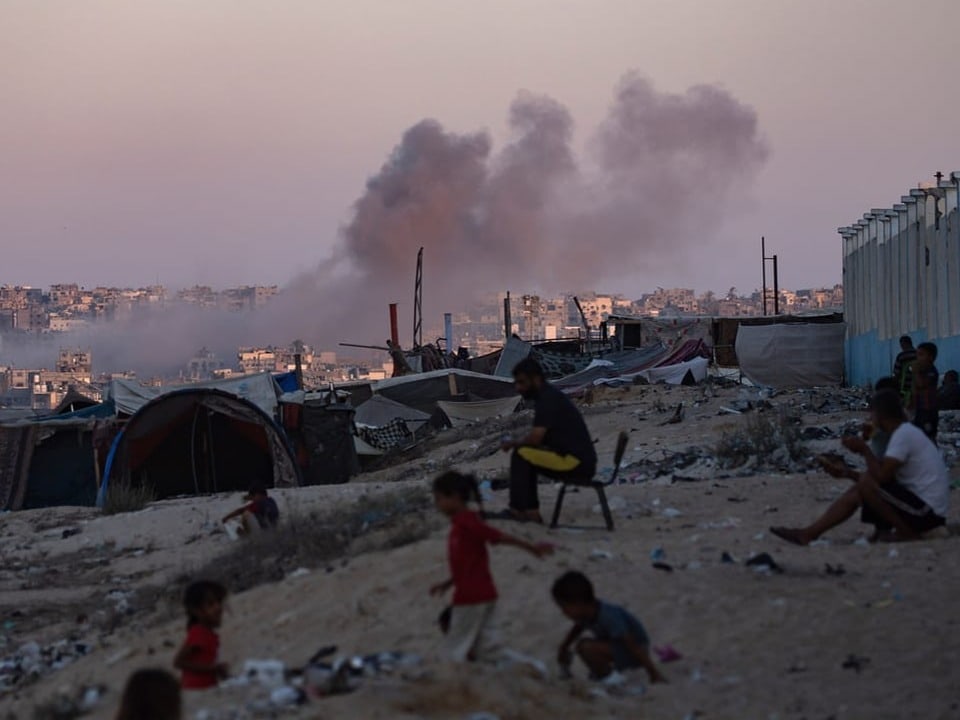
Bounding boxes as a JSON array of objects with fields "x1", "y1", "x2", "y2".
[{"x1": 0, "y1": 73, "x2": 768, "y2": 376}]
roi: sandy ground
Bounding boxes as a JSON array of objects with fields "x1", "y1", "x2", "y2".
[{"x1": 2, "y1": 383, "x2": 959, "y2": 720}]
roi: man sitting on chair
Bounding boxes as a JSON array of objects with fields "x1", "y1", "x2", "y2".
[{"x1": 500, "y1": 358, "x2": 597, "y2": 523}]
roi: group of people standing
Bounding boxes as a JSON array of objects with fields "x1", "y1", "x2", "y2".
[{"x1": 893, "y1": 335, "x2": 959, "y2": 442}]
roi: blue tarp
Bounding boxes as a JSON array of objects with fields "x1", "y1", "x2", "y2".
[{"x1": 274, "y1": 371, "x2": 299, "y2": 393}]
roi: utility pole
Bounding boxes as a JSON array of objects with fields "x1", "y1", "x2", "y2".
[
  {"x1": 761, "y1": 236, "x2": 767, "y2": 316},
  {"x1": 762, "y1": 238, "x2": 781, "y2": 316},
  {"x1": 413, "y1": 247, "x2": 423, "y2": 348}
]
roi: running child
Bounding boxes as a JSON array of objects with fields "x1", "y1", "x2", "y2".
[
  {"x1": 552, "y1": 571, "x2": 666, "y2": 683},
  {"x1": 173, "y1": 580, "x2": 229, "y2": 689},
  {"x1": 429, "y1": 470, "x2": 554, "y2": 662}
]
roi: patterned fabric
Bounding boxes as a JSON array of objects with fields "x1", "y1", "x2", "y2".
[{"x1": 357, "y1": 418, "x2": 414, "y2": 451}]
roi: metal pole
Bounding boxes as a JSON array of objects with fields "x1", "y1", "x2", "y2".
[
  {"x1": 389, "y1": 304, "x2": 399, "y2": 347},
  {"x1": 761, "y1": 236, "x2": 768, "y2": 316},
  {"x1": 503, "y1": 292, "x2": 512, "y2": 340},
  {"x1": 773, "y1": 254, "x2": 780, "y2": 315}
]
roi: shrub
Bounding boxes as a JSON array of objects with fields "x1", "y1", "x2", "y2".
[{"x1": 102, "y1": 480, "x2": 156, "y2": 516}]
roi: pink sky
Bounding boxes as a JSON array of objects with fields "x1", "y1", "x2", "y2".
[{"x1": 2, "y1": 0, "x2": 958, "y2": 296}]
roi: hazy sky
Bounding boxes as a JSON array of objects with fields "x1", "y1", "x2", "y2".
[{"x1": 3, "y1": 0, "x2": 958, "y2": 296}]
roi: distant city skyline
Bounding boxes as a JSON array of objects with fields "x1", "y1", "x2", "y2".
[{"x1": 4, "y1": 1, "x2": 959, "y2": 296}]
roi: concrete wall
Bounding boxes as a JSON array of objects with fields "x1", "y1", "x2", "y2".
[{"x1": 839, "y1": 172, "x2": 960, "y2": 387}]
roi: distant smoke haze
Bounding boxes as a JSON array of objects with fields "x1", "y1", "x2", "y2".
[{"x1": 1, "y1": 72, "x2": 768, "y2": 376}]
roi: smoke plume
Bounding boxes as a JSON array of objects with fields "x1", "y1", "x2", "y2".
[{"x1": 1, "y1": 73, "x2": 768, "y2": 376}]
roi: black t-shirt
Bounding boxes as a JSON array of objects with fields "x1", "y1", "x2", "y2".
[{"x1": 533, "y1": 382, "x2": 597, "y2": 469}]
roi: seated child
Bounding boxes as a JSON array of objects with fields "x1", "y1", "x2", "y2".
[
  {"x1": 222, "y1": 485, "x2": 279, "y2": 535},
  {"x1": 429, "y1": 470, "x2": 554, "y2": 662},
  {"x1": 174, "y1": 581, "x2": 230, "y2": 689},
  {"x1": 552, "y1": 571, "x2": 666, "y2": 683},
  {"x1": 115, "y1": 668, "x2": 182, "y2": 720}
]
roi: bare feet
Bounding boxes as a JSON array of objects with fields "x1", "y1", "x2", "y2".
[{"x1": 770, "y1": 526, "x2": 812, "y2": 546}]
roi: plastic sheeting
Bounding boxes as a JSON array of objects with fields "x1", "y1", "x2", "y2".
[
  {"x1": 437, "y1": 396, "x2": 522, "y2": 428},
  {"x1": 109, "y1": 372, "x2": 281, "y2": 417},
  {"x1": 354, "y1": 395, "x2": 432, "y2": 428},
  {"x1": 736, "y1": 323, "x2": 846, "y2": 389}
]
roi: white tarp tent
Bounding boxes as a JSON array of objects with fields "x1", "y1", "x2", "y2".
[
  {"x1": 437, "y1": 396, "x2": 522, "y2": 428},
  {"x1": 736, "y1": 323, "x2": 846, "y2": 388},
  {"x1": 109, "y1": 372, "x2": 282, "y2": 417}
]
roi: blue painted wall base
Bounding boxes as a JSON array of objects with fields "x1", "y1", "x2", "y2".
[{"x1": 846, "y1": 331, "x2": 960, "y2": 388}]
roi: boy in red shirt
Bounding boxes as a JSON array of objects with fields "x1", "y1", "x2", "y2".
[
  {"x1": 429, "y1": 471, "x2": 553, "y2": 662},
  {"x1": 174, "y1": 581, "x2": 229, "y2": 689}
]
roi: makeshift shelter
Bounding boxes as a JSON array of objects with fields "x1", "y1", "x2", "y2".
[
  {"x1": 374, "y1": 369, "x2": 516, "y2": 415},
  {"x1": 736, "y1": 322, "x2": 846, "y2": 388},
  {"x1": 0, "y1": 405, "x2": 118, "y2": 511},
  {"x1": 353, "y1": 395, "x2": 432, "y2": 452},
  {"x1": 109, "y1": 372, "x2": 282, "y2": 417},
  {"x1": 436, "y1": 396, "x2": 521, "y2": 428},
  {"x1": 98, "y1": 388, "x2": 299, "y2": 505}
]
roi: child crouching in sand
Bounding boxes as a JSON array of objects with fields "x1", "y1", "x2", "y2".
[
  {"x1": 174, "y1": 581, "x2": 230, "y2": 689},
  {"x1": 430, "y1": 470, "x2": 554, "y2": 662},
  {"x1": 553, "y1": 571, "x2": 666, "y2": 684}
]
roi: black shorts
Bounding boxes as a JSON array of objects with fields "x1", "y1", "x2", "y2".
[{"x1": 862, "y1": 482, "x2": 946, "y2": 534}]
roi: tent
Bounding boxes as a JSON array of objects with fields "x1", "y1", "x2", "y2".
[
  {"x1": 437, "y1": 396, "x2": 521, "y2": 428},
  {"x1": 736, "y1": 322, "x2": 846, "y2": 388},
  {"x1": 109, "y1": 372, "x2": 282, "y2": 417},
  {"x1": 0, "y1": 409, "x2": 118, "y2": 511},
  {"x1": 98, "y1": 388, "x2": 299, "y2": 505},
  {"x1": 374, "y1": 369, "x2": 516, "y2": 415}
]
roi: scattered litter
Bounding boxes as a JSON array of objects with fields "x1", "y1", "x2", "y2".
[
  {"x1": 649, "y1": 546, "x2": 666, "y2": 562},
  {"x1": 242, "y1": 659, "x2": 287, "y2": 687},
  {"x1": 61, "y1": 527, "x2": 82, "y2": 540},
  {"x1": 853, "y1": 537, "x2": 870, "y2": 547},
  {"x1": 654, "y1": 644, "x2": 682, "y2": 663},
  {"x1": 652, "y1": 562, "x2": 674, "y2": 573},
  {"x1": 746, "y1": 553, "x2": 783, "y2": 574},
  {"x1": 720, "y1": 551, "x2": 737, "y2": 564},
  {"x1": 288, "y1": 567, "x2": 311, "y2": 579},
  {"x1": 809, "y1": 539, "x2": 831, "y2": 547},
  {"x1": 825, "y1": 564, "x2": 846, "y2": 576},
  {"x1": 270, "y1": 685, "x2": 306, "y2": 707},
  {"x1": 888, "y1": 548, "x2": 899, "y2": 558},
  {"x1": 590, "y1": 549, "x2": 615, "y2": 561},
  {"x1": 661, "y1": 508, "x2": 682, "y2": 518}
]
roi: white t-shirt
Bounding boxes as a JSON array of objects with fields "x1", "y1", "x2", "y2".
[{"x1": 884, "y1": 423, "x2": 951, "y2": 517}]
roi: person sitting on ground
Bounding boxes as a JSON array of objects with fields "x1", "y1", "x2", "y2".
[
  {"x1": 938, "y1": 369, "x2": 960, "y2": 411},
  {"x1": 429, "y1": 470, "x2": 554, "y2": 663},
  {"x1": 174, "y1": 580, "x2": 230, "y2": 689},
  {"x1": 893, "y1": 335, "x2": 917, "y2": 405},
  {"x1": 772, "y1": 390, "x2": 949, "y2": 546},
  {"x1": 222, "y1": 484, "x2": 279, "y2": 535},
  {"x1": 552, "y1": 571, "x2": 666, "y2": 684},
  {"x1": 818, "y1": 377, "x2": 902, "y2": 479},
  {"x1": 910, "y1": 342, "x2": 940, "y2": 442},
  {"x1": 115, "y1": 668, "x2": 182, "y2": 720},
  {"x1": 499, "y1": 358, "x2": 597, "y2": 523}
]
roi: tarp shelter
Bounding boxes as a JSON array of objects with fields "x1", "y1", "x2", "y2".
[
  {"x1": 608, "y1": 316, "x2": 714, "y2": 351},
  {"x1": 1, "y1": 404, "x2": 118, "y2": 511},
  {"x1": 98, "y1": 388, "x2": 299, "y2": 505},
  {"x1": 437, "y1": 396, "x2": 521, "y2": 428},
  {"x1": 353, "y1": 395, "x2": 433, "y2": 452},
  {"x1": 109, "y1": 372, "x2": 282, "y2": 418},
  {"x1": 736, "y1": 322, "x2": 847, "y2": 388},
  {"x1": 374, "y1": 369, "x2": 516, "y2": 415}
]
